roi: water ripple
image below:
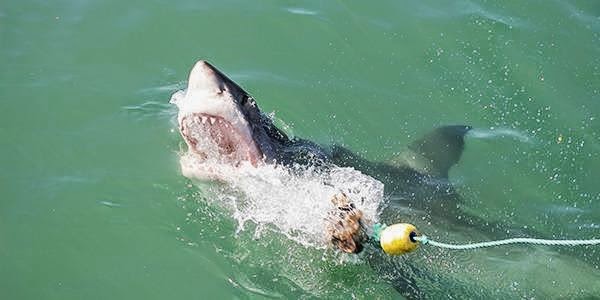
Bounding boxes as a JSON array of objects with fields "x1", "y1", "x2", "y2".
[
  {"x1": 285, "y1": 7, "x2": 318, "y2": 16},
  {"x1": 467, "y1": 127, "x2": 533, "y2": 144},
  {"x1": 123, "y1": 101, "x2": 176, "y2": 120},
  {"x1": 414, "y1": 2, "x2": 528, "y2": 29}
]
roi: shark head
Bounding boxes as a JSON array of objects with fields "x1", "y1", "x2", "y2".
[{"x1": 171, "y1": 60, "x2": 290, "y2": 179}]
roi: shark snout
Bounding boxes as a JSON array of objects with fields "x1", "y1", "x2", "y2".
[
  {"x1": 173, "y1": 60, "x2": 242, "y2": 118},
  {"x1": 187, "y1": 60, "x2": 226, "y2": 94}
]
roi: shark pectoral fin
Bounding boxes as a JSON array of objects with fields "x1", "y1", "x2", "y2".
[{"x1": 394, "y1": 125, "x2": 472, "y2": 178}]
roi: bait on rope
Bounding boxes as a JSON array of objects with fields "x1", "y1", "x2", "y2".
[{"x1": 371, "y1": 223, "x2": 600, "y2": 255}]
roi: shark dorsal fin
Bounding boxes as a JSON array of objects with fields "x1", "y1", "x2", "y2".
[{"x1": 392, "y1": 125, "x2": 471, "y2": 178}]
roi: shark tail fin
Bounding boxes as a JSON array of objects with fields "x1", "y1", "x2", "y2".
[{"x1": 394, "y1": 125, "x2": 472, "y2": 178}]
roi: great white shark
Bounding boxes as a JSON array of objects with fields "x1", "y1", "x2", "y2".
[
  {"x1": 170, "y1": 60, "x2": 486, "y2": 228},
  {"x1": 170, "y1": 60, "x2": 599, "y2": 298}
]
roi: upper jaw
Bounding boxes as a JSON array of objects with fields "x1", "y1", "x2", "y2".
[
  {"x1": 171, "y1": 61, "x2": 250, "y2": 132},
  {"x1": 171, "y1": 60, "x2": 265, "y2": 166}
]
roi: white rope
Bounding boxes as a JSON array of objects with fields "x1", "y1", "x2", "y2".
[{"x1": 414, "y1": 235, "x2": 600, "y2": 250}]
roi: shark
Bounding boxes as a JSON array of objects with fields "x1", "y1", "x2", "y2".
[{"x1": 169, "y1": 60, "x2": 599, "y2": 299}]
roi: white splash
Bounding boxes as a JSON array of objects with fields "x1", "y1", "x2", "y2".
[{"x1": 181, "y1": 152, "x2": 384, "y2": 248}]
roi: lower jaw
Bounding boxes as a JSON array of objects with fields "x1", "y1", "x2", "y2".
[
  {"x1": 179, "y1": 150, "x2": 267, "y2": 182},
  {"x1": 184, "y1": 145, "x2": 264, "y2": 166}
]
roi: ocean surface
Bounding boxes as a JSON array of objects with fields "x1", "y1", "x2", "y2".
[{"x1": 1, "y1": 0, "x2": 599, "y2": 298}]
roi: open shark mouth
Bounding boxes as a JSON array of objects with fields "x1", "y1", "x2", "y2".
[
  {"x1": 170, "y1": 60, "x2": 276, "y2": 180},
  {"x1": 172, "y1": 60, "x2": 332, "y2": 181},
  {"x1": 179, "y1": 112, "x2": 262, "y2": 166}
]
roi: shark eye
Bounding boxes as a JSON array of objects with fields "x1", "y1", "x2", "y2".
[{"x1": 239, "y1": 96, "x2": 247, "y2": 105}]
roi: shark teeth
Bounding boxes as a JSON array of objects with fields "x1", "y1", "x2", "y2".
[{"x1": 194, "y1": 115, "x2": 224, "y2": 126}]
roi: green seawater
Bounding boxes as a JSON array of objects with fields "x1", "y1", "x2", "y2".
[{"x1": 1, "y1": 0, "x2": 599, "y2": 298}]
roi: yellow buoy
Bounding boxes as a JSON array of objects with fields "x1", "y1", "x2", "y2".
[{"x1": 379, "y1": 223, "x2": 419, "y2": 255}]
